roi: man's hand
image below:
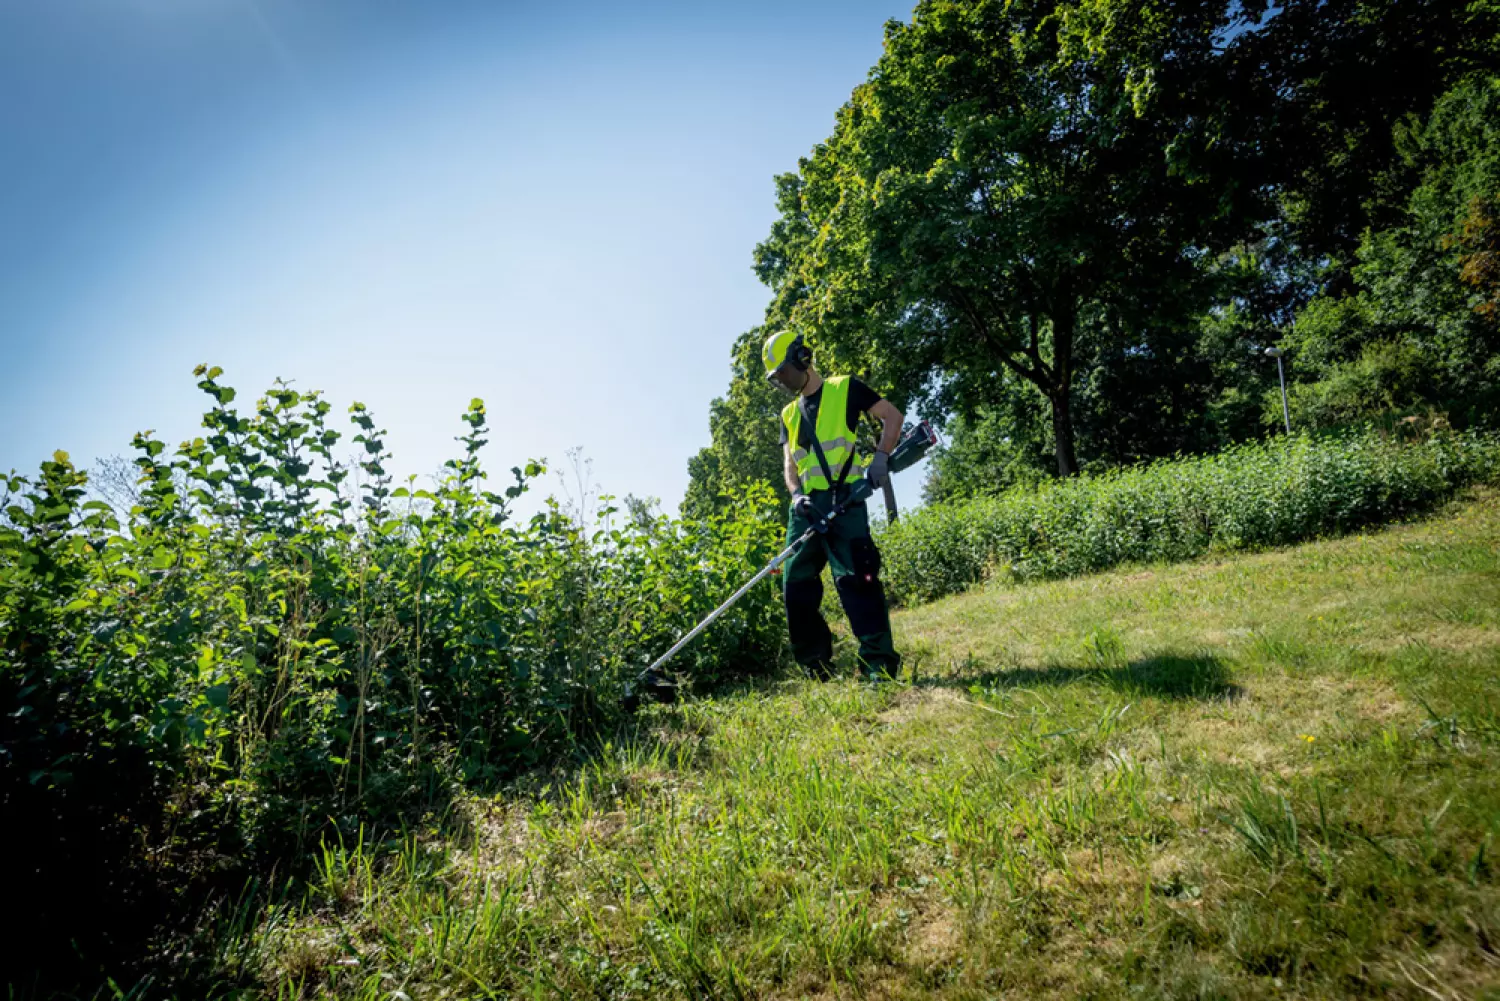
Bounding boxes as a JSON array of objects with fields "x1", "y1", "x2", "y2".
[
  {"x1": 868, "y1": 449, "x2": 890, "y2": 489},
  {"x1": 792, "y1": 492, "x2": 818, "y2": 522}
]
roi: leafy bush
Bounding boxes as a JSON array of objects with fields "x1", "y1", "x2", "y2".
[
  {"x1": 878, "y1": 428, "x2": 1500, "y2": 604},
  {"x1": 0, "y1": 369, "x2": 785, "y2": 989}
]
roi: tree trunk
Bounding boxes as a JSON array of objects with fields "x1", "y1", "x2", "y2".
[
  {"x1": 1050, "y1": 386, "x2": 1079, "y2": 477},
  {"x1": 1049, "y1": 302, "x2": 1079, "y2": 477}
]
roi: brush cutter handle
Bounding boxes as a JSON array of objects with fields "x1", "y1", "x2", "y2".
[{"x1": 834, "y1": 478, "x2": 873, "y2": 512}]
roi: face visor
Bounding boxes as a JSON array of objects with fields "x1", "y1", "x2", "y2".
[{"x1": 767, "y1": 362, "x2": 808, "y2": 394}]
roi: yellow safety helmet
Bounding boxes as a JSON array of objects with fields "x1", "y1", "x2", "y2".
[{"x1": 762, "y1": 328, "x2": 812, "y2": 381}]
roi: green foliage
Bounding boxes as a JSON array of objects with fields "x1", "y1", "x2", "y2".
[
  {"x1": 1227, "y1": 0, "x2": 1500, "y2": 267},
  {"x1": 879, "y1": 428, "x2": 1500, "y2": 603},
  {"x1": 681, "y1": 327, "x2": 791, "y2": 519},
  {"x1": 1281, "y1": 76, "x2": 1500, "y2": 430},
  {"x1": 0, "y1": 369, "x2": 786, "y2": 990},
  {"x1": 924, "y1": 313, "x2": 1262, "y2": 506},
  {"x1": 922, "y1": 404, "x2": 1049, "y2": 505},
  {"x1": 686, "y1": 0, "x2": 1500, "y2": 501},
  {"x1": 750, "y1": 0, "x2": 1262, "y2": 476},
  {"x1": 198, "y1": 495, "x2": 1500, "y2": 999}
]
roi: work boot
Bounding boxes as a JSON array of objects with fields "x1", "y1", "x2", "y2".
[
  {"x1": 853, "y1": 633, "x2": 902, "y2": 685},
  {"x1": 804, "y1": 659, "x2": 837, "y2": 682}
]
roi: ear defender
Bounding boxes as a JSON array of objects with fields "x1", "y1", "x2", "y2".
[
  {"x1": 792, "y1": 340, "x2": 816, "y2": 372},
  {"x1": 791, "y1": 337, "x2": 813, "y2": 371}
]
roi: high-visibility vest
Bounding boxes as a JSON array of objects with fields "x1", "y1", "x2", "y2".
[{"x1": 781, "y1": 375, "x2": 871, "y2": 493}]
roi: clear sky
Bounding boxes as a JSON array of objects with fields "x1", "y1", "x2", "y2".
[{"x1": 0, "y1": 0, "x2": 913, "y2": 515}]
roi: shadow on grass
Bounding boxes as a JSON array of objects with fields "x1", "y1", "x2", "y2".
[{"x1": 919, "y1": 652, "x2": 1241, "y2": 701}]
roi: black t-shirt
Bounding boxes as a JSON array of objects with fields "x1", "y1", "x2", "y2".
[{"x1": 778, "y1": 377, "x2": 883, "y2": 446}]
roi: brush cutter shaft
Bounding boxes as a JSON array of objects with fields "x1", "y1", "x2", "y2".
[
  {"x1": 640, "y1": 479, "x2": 876, "y2": 679},
  {"x1": 642, "y1": 527, "x2": 816, "y2": 676}
]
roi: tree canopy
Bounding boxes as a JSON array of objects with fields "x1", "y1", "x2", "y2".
[{"x1": 687, "y1": 0, "x2": 1500, "y2": 510}]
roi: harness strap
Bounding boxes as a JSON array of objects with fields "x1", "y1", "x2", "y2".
[{"x1": 799, "y1": 394, "x2": 856, "y2": 494}]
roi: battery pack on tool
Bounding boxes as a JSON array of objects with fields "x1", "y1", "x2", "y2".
[{"x1": 888, "y1": 421, "x2": 940, "y2": 473}]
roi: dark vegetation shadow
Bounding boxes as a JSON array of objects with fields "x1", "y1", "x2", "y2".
[
  {"x1": 1, "y1": 762, "x2": 465, "y2": 1001},
  {"x1": 7, "y1": 658, "x2": 794, "y2": 1000},
  {"x1": 917, "y1": 652, "x2": 1242, "y2": 702}
]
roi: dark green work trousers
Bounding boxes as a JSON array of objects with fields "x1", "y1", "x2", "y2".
[{"x1": 783, "y1": 489, "x2": 901, "y2": 680}]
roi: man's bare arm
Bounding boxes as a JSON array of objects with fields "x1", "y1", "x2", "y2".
[
  {"x1": 870, "y1": 398, "x2": 903, "y2": 454},
  {"x1": 784, "y1": 445, "x2": 802, "y2": 496}
]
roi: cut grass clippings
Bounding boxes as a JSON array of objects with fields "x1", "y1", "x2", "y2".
[{"x1": 209, "y1": 491, "x2": 1500, "y2": 1000}]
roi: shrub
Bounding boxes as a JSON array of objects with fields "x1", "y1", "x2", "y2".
[
  {"x1": 877, "y1": 428, "x2": 1500, "y2": 604},
  {"x1": 0, "y1": 369, "x2": 786, "y2": 990}
]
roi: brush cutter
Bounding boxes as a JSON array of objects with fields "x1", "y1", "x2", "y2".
[{"x1": 623, "y1": 421, "x2": 939, "y2": 709}]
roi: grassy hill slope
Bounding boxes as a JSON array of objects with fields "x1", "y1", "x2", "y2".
[{"x1": 228, "y1": 491, "x2": 1500, "y2": 1000}]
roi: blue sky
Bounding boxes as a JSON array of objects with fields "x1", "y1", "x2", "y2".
[{"x1": 0, "y1": 0, "x2": 912, "y2": 514}]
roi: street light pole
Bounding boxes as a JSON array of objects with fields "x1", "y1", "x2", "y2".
[{"x1": 1265, "y1": 346, "x2": 1291, "y2": 433}]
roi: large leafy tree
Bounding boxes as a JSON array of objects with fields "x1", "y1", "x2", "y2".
[
  {"x1": 1279, "y1": 76, "x2": 1500, "y2": 427},
  {"x1": 687, "y1": 0, "x2": 1498, "y2": 507},
  {"x1": 1226, "y1": 0, "x2": 1500, "y2": 277},
  {"x1": 752, "y1": 0, "x2": 1264, "y2": 476}
]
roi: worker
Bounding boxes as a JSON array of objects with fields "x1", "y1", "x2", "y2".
[{"x1": 762, "y1": 328, "x2": 903, "y2": 681}]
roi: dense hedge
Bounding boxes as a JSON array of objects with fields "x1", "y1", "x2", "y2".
[
  {"x1": 877, "y1": 429, "x2": 1500, "y2": 605},
  {"x1": 0, "y1": 369, "x2": 785, "y2": 990}
]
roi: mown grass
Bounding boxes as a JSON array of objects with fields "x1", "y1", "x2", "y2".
[{"x1": 205, "y1": 491, "x2": 1500, "y2": 1000}]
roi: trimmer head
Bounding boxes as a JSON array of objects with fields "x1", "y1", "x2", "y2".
[{"x1": 621, "y1": 668, "x2": 678, "y2": 712}]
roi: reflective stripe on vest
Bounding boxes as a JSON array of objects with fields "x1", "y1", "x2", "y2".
[{"x1": 781, "y1": 375, "x2": 871, "y2": 493}]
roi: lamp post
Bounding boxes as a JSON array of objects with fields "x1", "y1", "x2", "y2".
[{"x1": 1265, "y1": 346, "x2": 1291, "y2": 433}]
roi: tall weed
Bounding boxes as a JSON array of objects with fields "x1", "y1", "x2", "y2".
[{"x1": 877, "y1": 429, "x2": 1500, "y2": 604}]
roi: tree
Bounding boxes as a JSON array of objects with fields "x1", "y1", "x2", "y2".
[
  {"x1": 1224, "y1": 0, "x2": 1500, "y2": 278},
  {"x1": 689, "y1": 0, "x2": 1498, "y2": 505},
  {"x1": 922, "y1": 397, "x2": 1049, "y2": 504},
  {"x1": 753, "y1": 0, "x2": 1265, "y2": 476},
  {"x1": 682, "y1": 327, "x2": 792, "y2": 518},
  {"x1": 1280, "y1": 76, "x2": 1500, "y2": 428}
]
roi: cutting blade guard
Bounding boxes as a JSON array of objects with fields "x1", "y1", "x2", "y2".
[{"x1": 888, "y1": 420, "x2": 941, "y2": 474}]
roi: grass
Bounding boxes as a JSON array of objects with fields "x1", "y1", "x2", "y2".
[{"x1": 207, "y1": 490, "x2": 1500, "y2": 1000}]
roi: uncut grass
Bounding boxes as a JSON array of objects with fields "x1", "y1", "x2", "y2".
[{"x1": 231, "y1": 492, "x2": 1500, "y2": 1000}]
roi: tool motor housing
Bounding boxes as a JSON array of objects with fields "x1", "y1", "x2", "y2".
[{"x1": 888, "y1": 421, "x2": 940, "y2": 474}]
